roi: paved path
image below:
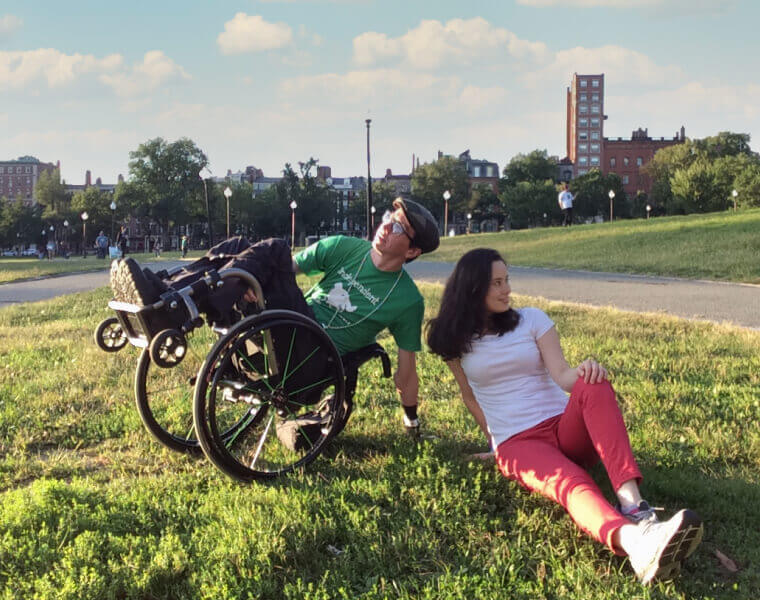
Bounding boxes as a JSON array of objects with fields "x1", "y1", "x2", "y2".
[{"x1": 2, "y1": 260, "x2": 759, "y2": 330}]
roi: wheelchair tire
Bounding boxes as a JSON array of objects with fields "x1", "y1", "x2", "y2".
[
  {"x1": 193, "y1": 310, "x2": 345, "y2": 481},
  {"x1": 94, "y1": 317, "x2": 128, "y2": 352},
  {"x1": 149, "y1": 328, "x2": 187, "y2": 368}
]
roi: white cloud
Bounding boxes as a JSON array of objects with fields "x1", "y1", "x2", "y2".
[
  {"x1": 99, "y1": 51, "x2": 190, "y2": 97},
  {"x1": 217, "y1": 13, "x2": 293, "y2": 54},
  {"x1": 0, "y1": 48, "x2": 122, "y2": 90},
  {"x1": 456, "y1": 85, "x2": 508, "y2": 115},
  {"x1": 0, "y1": 14, "x2": 22, "y2": 39},
  {"x1": 353, "y1": 18, "x2": 548, "y2": 70},
  {"x1": 524, "y1": 45, "x2": 684, "y2": 88}
]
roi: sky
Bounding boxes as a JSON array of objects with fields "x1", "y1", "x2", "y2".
[{"x1": 2, "y1": 0, "x2": 759, "y2": 185}]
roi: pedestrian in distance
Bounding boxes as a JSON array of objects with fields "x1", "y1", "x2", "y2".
[
  {"x1": 180, "y1": 235, "x2": 188, "y2": 258},
  {"x1": 558, "y1": 182, "x2": 574, "y2": 226},
  {"x1": 426, "y1": 248, "x2": 704, "y2": 585}
]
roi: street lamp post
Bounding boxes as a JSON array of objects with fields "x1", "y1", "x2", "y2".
[
  {"x1": 49, "y1": 225, "x2": 54, "y2": 259},
  {"x1": 110, "y1": 200, "x2": 117, "y2": 241},
  {"x1": 224, "y1": 186, "x2": 232, "y2": 238},
  {"x1": 443, "y1": 190, "x2": 451, "y2": 236},
  {"x1": 467, "y1": 212, "x2": 472, "y2": 234},
  {"x1": 371, "y1": 205, "x2": 376, "y2": 233},
  {"x1": 199, "y1": 169, "x2": 213, "y2": 248},
  {"x1": 290, "y1": 201, "x2": 297, "y2": 248},
  {"x1": 63, "y1": 220, "x2": 69, "y2": 255},
  {"x1": 646, "y1": 204, "x2": 651, "y2": 220},
  {"x1": 365, "y1": 118, "x2": 373, "y2": 240},
  {"x1": 608, "y1": 190, "x2": 616, "y2": 222},
  {"x1": 81, "y1": 211, "x2": 89, "y2": 258},
  {"x1": 732, "y1": 189, "x2": 738, "y2": 211}
]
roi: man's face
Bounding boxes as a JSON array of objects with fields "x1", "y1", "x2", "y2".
[{"x1": 372, "y1": 207, "x2": 420, "y2": 261}]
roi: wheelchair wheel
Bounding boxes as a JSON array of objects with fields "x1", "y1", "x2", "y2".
[
  {"x1": 193, "y1": 310, "x2": 345, "y2": 481},
  {"x1": 134, "y1": 325, "x2": 218, "y2": 453},
  {"x1": 149, "y1": 328, "x2": 187, "y2": 368},
  {"x1": 94, "y1": 317, "x2": 128, "y2": 352}
]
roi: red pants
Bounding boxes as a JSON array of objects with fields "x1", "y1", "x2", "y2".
[{"x1": 495, "y1": 378, "x2": 642, "y2": 554}]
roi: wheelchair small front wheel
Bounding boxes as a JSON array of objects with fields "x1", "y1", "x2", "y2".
[
  {"x1": 193, "y1": 310, "x2": 345, "y2": 482},
  {"x1": 149, "y1": 328, "x2": 187, "y2": 368},
  {"x1": 94, "y1": 317, "x2": 128, "y2": 352}
]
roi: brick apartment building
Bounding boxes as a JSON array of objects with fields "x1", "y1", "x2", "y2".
[
  {"x1": 565, "y1": 73, "x2": 685, "y2": 197},
  {"x1": 0, "y1": 156, "x2": 58, "y2": 202}
]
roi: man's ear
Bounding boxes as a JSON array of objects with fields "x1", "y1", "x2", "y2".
[{"x1": 405, "y1": 246, "x2": 422, "y2": 261}]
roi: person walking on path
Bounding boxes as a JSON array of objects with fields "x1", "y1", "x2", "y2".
[
  {"x1": 426, "y1": 248, "x2": 704, "y2": 584},
  {"x1": 180, "y1": 235, "x2": 188, "y2": 258},
  {"x1": 116, "y1": 226, "x2": 128, "y2": 257},
  {"x1": 95, "y1": 231, "x2": 109, "y2": 259},
  {"x1": 558, "y1": 183, "x2": 574, "y2": 226}
]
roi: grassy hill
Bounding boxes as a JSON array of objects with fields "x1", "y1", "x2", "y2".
[
  {"x1": 430, "y1": 209, "x2": 760, "y2": 284},
  {"x1": 0, "y1": 285, "x2": 757, "y2": 598}
]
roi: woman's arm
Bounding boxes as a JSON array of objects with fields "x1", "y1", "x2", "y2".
[
  {"x1": 536, "y1": 326, "x2": 608, "y2": 393},
  {"x1": 447, "y1": 359, "x2": 490, "y2": 441}
]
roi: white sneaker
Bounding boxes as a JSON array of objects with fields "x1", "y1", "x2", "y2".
[
  {"x1": 403, "y1": 415, "x2": 420, "y2": 438},
  {"x1": 628, "y1": 509, "x2": 704, "y2": 585}
]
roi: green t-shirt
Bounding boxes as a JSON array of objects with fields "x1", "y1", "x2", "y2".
[{"x1": 295, "y1": 236, "x2": 424, "y2": 355}]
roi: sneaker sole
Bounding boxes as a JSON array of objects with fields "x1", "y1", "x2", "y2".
[
  {"x1": 110, "y1": 258, "x2": 154, "y2": 306},
  {"x1": 642, "y1": 509, "x2": 704, "y2": 585}
]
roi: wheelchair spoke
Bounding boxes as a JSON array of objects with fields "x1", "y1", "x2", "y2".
[
  {"x1": 224, "y1": 406, "x2": 265, "y2": 449},
  {"x1": 279, "y1": 344, "x2": 320, "y2": 387},
  {"x1": 287, "y1": 375, "x2": 334, "y2": 397},
  {"x1": 249, "y1": 413, "x2": 275, "y2": 468}
]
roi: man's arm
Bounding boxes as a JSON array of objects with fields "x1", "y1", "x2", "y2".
[{"x1": 394, "y1": 348, "x2": 419, "y2": 408}]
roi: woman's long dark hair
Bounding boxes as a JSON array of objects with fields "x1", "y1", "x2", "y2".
[{"x1": 426, "y1": 248, "x2": 520, "y2": 361}]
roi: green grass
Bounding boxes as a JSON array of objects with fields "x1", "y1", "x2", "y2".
[
  {"x1": 0, "y1": 285, "x2": 758, "y2": 598},
  {"x1": 0, "y1": 251, "x2": 204, "y2": 285},
  {"x1": 430, "y1": 209, "x2": 760, "y2": 284}
]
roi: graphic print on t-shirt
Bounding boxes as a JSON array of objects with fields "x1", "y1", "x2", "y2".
[{"x1": 325, "y1": 282, "x2": 357, "y2": 313}]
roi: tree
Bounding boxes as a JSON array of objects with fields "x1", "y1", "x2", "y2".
[
  {"x1": 502, "y1": 150, "x2": 558, "y2": 185},
  {"x1": 35, "y1": 168, "x2": 69, "y2": 218},
  {"x1": 569, "y1": 170, "x2": 626, "y2": 221},
  {"x1": 128, "y1": 137, "x2": 208, "y2": 232},
  {"x1": 411, "y1": 155, "x2": 470, "y2": 222},
  {"x1": 0, "y1": 197, "x2": 42, "y2": 248},
  {"x1": 500, "y1": 180, "x2": 557, "y2": 229},
  {"x1": 469, "y1": 184, "x2": 504, "y2": 230},
  {"x1": 70, "y1": 187, "x2": 115, "y2": 247}
]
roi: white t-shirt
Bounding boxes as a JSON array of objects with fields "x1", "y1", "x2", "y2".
[
  {"x1": 460, "y1": 307, "x2": 569, "y2": 449},
  {"x1": 558, "y1": 190, "x2": 574, "y2": 209}
]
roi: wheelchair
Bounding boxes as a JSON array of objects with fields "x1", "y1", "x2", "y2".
[{"x1": 95, "y1": 264, "x2": 391, "y2": 481}]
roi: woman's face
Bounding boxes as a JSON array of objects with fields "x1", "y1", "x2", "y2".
[{"x1": 484, "y1": 260, "x2": 511, "y2": 315}]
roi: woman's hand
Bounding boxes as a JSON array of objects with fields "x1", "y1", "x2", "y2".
[
  {"x1": 576, "y1": 359, "x2": 608, "y2": 383},
  {"x1": 243, "y1": 288, "x2": 258, "y2": 303}
]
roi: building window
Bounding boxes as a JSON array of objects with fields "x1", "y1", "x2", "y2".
[
  {"x1": 579, "y1": 131, "x2": 588, "y2": 140},
  {"x1": 580, "y1": 80, "x2": 588, "y2": 88},
  {"x1": 578, "y1": 156, "x2": 588, "y2": 165},
  {"x1": 591, "y1": 93, "x2": 599, "y2": 102},
  {"x1": 472, "y1": 166, "x2": 481, "y2": 177},
  {"x1": 590, "y1": 156, "x2": 600, "y2": 166},
  {"x1": 25, "y1": 167, "x2": 31, "y2": 173},
  {"x1": 0, "y1": 167, "x2": 4, "y2": 174},
  {"x1": 623, "y1": 157, "x2": 630, "y2": 166},
  {"x1": 579, "y1": 93, "x2": 587, "y2": 102},
  {"x1": 590, "y1": 117, "x2": 600, "y2": 127},
  {"x1": 590, "y1": 143, "x2": 600, "y2": 152},
  {"x1": 636, "y1": 157, "x2": 643, "y2": 166},
  {"x1": 579, "y1": 104, "x2": 588, "y2": 114},
  {"x1": 578, "y1": 143, "x2": 588, "y2": 153},
  {"x1": 590, "y1": 131, "x2": 600, "y2": 140},
  {"x1": 622, "y1": 175, "x2": 629, "y2": 184},
  {"x1": 610, "y1": 157, "x2": 616, "y2": 168},
  {"x1": 592, "y1": 79, "x2": 599, "y2": 88},
  {"x1": 591, "y1": 104, "x2": 600, "y2": 114},
  {"x1": 579, "y1": 118, "x2": 588, "y2": 127},
  {"x1": 16, "y1": 167, "x2": 22, "y2": 173},
  {"x1": 578, "y1": 168, "x2": 588, "y2": 175}
]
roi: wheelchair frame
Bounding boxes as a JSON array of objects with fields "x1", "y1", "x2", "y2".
[{"x1": 96, "y1": 264, "x2": 391, "y2": 481}]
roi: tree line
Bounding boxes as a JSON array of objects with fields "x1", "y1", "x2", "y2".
[{"x1": 3, "y1": 130, "x2": 758, "y2": 250}]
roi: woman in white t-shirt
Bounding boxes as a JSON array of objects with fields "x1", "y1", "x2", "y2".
[{"x1": 426, "y1": 248, "x2": 703, "y2": 585}]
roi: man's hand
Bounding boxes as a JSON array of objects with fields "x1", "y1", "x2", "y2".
[{"x1": 243, "y1": 288, "x2": 258, "y2": 303}]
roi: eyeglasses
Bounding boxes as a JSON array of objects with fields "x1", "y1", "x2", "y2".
[{"x1": 381, "y1": 211, "x2": 414, "y2": 242}]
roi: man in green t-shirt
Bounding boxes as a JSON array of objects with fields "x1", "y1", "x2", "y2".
[{"x1": 292, "y1": 198, "x2": 439, "y2": 435}]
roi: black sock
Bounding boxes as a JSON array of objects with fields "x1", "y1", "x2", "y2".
[{"x1": 403, "y1": 404, "x2": 418, "y2": 421}]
